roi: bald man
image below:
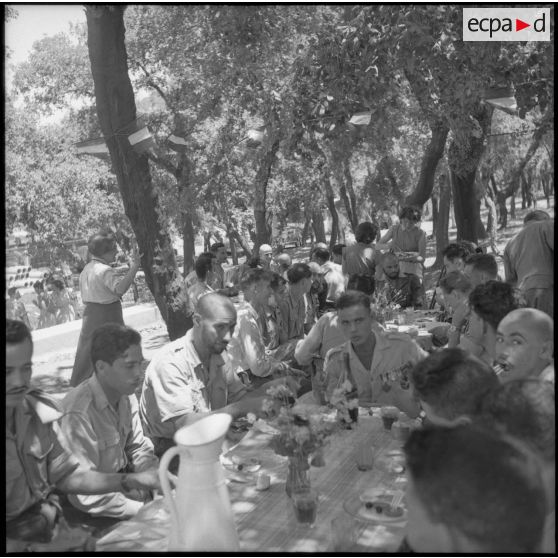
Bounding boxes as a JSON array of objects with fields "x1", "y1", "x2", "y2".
[
  {"x1": 274, "y1": 253, "x2": 291, "y2": 280},
  {"x1": 139, "y1": 293, "x2": 295, "y2": 457},
  {"x1": 494, "y1": 308, "x2": 554, "y2": 383},
  {"x1": 258, "y1": 244, "x2": 273, "y2": 271}
]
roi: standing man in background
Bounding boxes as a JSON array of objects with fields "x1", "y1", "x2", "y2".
[{"x1": 504, "y1": 211, "x2": 553, "y2": 318}]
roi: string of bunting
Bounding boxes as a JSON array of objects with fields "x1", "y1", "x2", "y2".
[
  {"x1": 75, "y1": 108, "x2": 374, "y2": 158},
  {"x1": 78, "y1": 103, "x2": 530, "y2": 157}
]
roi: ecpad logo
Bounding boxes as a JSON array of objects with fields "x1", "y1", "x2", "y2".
[{"x1": 463, "y1": 8, "x2": 550, "y2": 41}]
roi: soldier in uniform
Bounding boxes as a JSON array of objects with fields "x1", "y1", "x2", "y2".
[
  {"x1": 376, "y1": 252, "x2": 423, "y2": 309},
  {"x1": 323, "y1": 291, "x2": 426, "y2": 416}
]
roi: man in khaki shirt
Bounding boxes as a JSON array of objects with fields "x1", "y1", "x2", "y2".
[
  {"x1": 140, "y1": 293, "x2": 298, "y2": 458},
  {"x1": 61, "y1": 324, "x2": 158, "y2": 519},
  {"x1": 323, "y1": 291, "x2": 426, "y2": 417},
  {"x1": 504, "y1": 212, "x2": 553, "y2": 318},
  {"x1": 6, "y1": 319, "x2": 159, "y2": 552}
]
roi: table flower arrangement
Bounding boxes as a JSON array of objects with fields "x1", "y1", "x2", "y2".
[{"x1": 261, "y1": 383, "x2": 343, "y2": 496}]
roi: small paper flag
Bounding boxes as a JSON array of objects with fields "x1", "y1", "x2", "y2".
[
  {"x1": 168, "y1": 134, "x2": 188, "y2": 152},
  {"x1": 75, "y1": 137, "x2": 110, "y2": 160},
  {"x1": 128, "y1": 126, "x2": 156, "y2": 153},
  {"x1": 348, "y1": 112, "x2": 372, "y2": 126}
]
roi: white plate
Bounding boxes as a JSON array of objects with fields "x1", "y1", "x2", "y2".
[
  {"x1": 222, "y1": 456, "x2": 262, "y2": 473},
  {"x1": 344, "y1": 494, "x2": 407, "y2": 524}
]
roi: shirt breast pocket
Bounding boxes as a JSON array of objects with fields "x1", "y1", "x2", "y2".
[{"x1": 97, "y1": 435, "x2": 126, "y2": 472}]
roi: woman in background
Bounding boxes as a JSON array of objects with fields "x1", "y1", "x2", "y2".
[
  {"x1": 70, "y1": 230, "x2": 141, "y2": 387},
  {"x1": 342, "y1": 221, "x2": 380, "y2": 295},
  {"x1": 380, "y1": 206, "x2": 426, "y2": 281}
]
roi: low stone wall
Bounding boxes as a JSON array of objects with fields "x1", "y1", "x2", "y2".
[{"x1": 31, "y1": 302, "x2": 162, "y2": 358}]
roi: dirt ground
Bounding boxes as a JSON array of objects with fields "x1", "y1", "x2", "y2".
[{"x1": 30, "y1": 195, "x2": 554, "y2": 400}]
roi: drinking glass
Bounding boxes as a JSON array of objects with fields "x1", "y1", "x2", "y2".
[
  {"x1": 355, "y1": 445, "x2": 374, "y2": 471},
  {"x1": 380, "y1": 406, "x2": 399, "y2": 430},
  {"x1": 291, "y1": 489, "x2": 318, "y2": 527}
]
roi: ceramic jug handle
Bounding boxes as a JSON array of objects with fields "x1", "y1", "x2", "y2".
[{"x1": 158, "y1": 446, "x2": 180, "y2": 539}]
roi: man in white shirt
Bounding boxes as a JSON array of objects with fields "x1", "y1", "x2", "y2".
[
  {"x1": 311, "y1": 247, "x2": 346, "y2": 308},
  {"x1": 227, "y1": 270, "x2": 298, "y2": 387}
]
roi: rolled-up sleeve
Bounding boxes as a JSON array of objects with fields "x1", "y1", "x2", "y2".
[
  {"x1": 48, "y1": 423, "x2": 80, "y2": 486},
  {"x1": 238, "y1": 313, "x2": 282, "y2": 377},
  {"x1": 125, "y1": 397, "x2": 158, "y2": 473},
  {"x1": 100, "y1": 266, "x2": 120, "y2": 294},
  {"x1": 58, "y1": 413, "x2": 143, "y2": 518},
  {"x1": 295, "y1": 318, "x2": 325, "y2": 366},
  {"x1": 152, "y1": 361, "x2": 206, "y2": 422}
]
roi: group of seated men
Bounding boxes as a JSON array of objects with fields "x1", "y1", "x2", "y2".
[{"x1": 6, "y1": 210, "x2": 554, "y2": 552}]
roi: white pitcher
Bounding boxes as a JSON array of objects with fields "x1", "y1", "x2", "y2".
[{"x1": 158, "y1": 413, "x2": 240, "y2": 551}]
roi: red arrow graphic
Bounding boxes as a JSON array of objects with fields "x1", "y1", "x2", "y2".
[{"x1": 516, "y1": 18, "x2": 531, "y2": 31}]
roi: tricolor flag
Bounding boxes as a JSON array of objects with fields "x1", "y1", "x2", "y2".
[
  {"x1": 75, "y1": 137, "x2": 110, "y2": 160},
  {"x1": 168, "y1": 134, "x2": 188, "y2": 153},
  {"x1": 484, "y1": 86, "x2": 518, "y2": 116},
  {"x1": 128, "y1": 126, "x2": 156, "y2": 153},
  {"x1": 348, "y1": 112, "x2": 372, "y2": 126},
  {"x1": 245, "y1": 128, "x2": 266, "y2": 148}
]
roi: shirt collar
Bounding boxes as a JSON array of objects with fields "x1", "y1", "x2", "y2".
[
  {"x1": 347, "y1": 329, "x2": 391, "y2": 356},
  {"x1": 88, "y1": 373, "x2": 113, "y2": 411},
  {"x1": 182, "y1": 329, "x2": 225, "y2": 371}
]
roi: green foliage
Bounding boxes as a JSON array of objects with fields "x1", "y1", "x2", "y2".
[
  {"x1": 6, "y1": 4, "x2": 553, "y2": 260},
  {"x1": 5, "y1": 99, "x2": 124, "y2": 262}
]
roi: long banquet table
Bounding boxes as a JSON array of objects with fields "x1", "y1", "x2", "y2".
[{"x1": 96, "y1": 410, "x2": 409, "y2": 552}]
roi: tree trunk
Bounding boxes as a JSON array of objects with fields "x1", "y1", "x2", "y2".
[
  {"x1": 432, "y1": 170, "x2": 450, "y2": 269},
  {"x1": 405, "y1": 121, "x2": 449, "y2": 208},
  {"x1": 431, "y1": 194, "x2": 438, "y2": 240},
  {"x1": 253, "y1": 137, "x2": 280, "y2": 253},
  {"x1": 448, "y1": 104, "x2": 492, "y2": 243},
  {"x1": 301, "y1": 209, "x2": 312, "y2": 247},
  {"x1": 343, "y1": 158, "x2": 359, "y2": 230},
  {"x1": 182, "y1": 213, "x2": 196, "y2": 275},
  {"x1": 520, "y1": 172, "x2": 528, "y2": 209},
  {"x1": 484, "y1": 193, "x2": 499, "y2": 254},
  {"x1": 311, "y1": 209, "x2": 327, "y2": 244},
  {"x1": 228, "y1": 228, "x2": 252, "y2": 259},
  {"x1": 449, "y1": 160, "x2": 480, "y2": 243},
  {"x1": 510, "y1": 192, "x2": 516, "y2": 219},
  {"x1": 490, "y1": 174, "x2": 508, "y2": 229},
  {"x1": 226, "y1": 224, "x2": 238, "y2": 265},
  {"x1": 86, "y1": 6, "x2": 191, "y2": 340},
  {"x1": 321, "y1": 175, "x2": 339, "y2": 248}
]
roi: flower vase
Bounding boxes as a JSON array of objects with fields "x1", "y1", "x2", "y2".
[{"x1": 285, "y1": 453, "x2": 311, "y2": 497}]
